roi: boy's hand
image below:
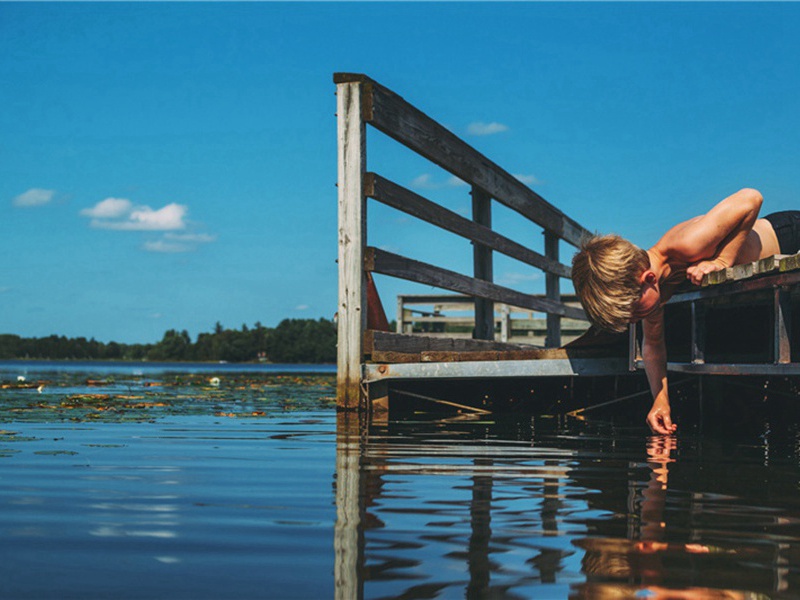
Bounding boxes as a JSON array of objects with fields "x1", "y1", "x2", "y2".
[
  {"x1": 686, "y1": 260, "x2": 726, "y2": 285},
  {"x1": 647, "y1": 400, "x2": 677, "y2": 435}
]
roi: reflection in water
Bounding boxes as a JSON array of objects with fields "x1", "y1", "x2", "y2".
[{"x1": 335, "y1": 412, "x2": 800, "y2": 599}]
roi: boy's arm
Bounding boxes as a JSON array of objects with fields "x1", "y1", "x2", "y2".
[
  {"x1": 659, "y1": 188, "x2": 763, "y2": 285},
  {"x1": 642, "y1": 308, "x2": 677, "y2": 435}
]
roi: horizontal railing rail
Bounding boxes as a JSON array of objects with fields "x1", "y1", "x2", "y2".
[
  {"x1": 366, "y1": 248, "x2": 585, "y2": 320},
  {"x1": 366, "y1": 174, "x2": 571, "y2": 279},
  {"x1": 335, "y1": 73, "x2": 592, "y2": 247}
]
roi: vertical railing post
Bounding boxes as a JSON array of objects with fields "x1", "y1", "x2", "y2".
[
  {"x1": 544, "y1": 231, "x2": 561, "y2": 348},
  {"x1": 396, "y1": 295, "x2": 404, "y2": 334},
  {"x1": 471, "y1": 186, "x2": 494, "y2": 340},
  {"x1": 691, "y1": 300, "x2": 706, "y2": 364},
  {"x1": 499, "y1": 304, "x2": 511, "y2": 343},
  {"x1": 336, "y1": 80, "x2": 367, "y2": 410},
  {"x1": 774, "y1": 286, "x2": 792, "y2": 364}
]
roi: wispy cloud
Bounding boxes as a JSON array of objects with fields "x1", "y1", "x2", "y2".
[
  {"x1": 410, "y1": 174, "x2": 436, "y2": 189},
  {"x1": 143, "y1": 240, "x2": 192, "y2": 253},
  {"x1": 411, "y1": 173, "x2": 471, "y2": 190},
  {"x1": 164, "y1": 232, "x2": 217, "y2": 243},
  {"x1": 467, "y1": 121, "x2": 509, "y2": 136},
  {"x1": 82, "y1": 198, "x2": 188, "y2": 231},
  {"x1": 513, "y1": 174, "x2": 540, "y2": 186},
  {"x1": 295, "y1": 304, "x2": 309, "y2": 311},
  {"x1": 144, "y1": 232, "x2": 217, "y2": 253},
  {"x1": 13, "y1": 188, "x2": 55, "y2": 208}
]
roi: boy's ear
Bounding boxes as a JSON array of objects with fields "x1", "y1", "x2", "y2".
[{"x1": 641, "y1": 270, "x2": 658, "y2": 285}]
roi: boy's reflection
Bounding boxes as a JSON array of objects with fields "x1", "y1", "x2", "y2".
[{"x1": 573, "y1": 436, "x2": 724, "y2": 599}]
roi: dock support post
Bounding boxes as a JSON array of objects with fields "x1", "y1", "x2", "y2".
[
  {"x1": 628, "y1": 323, "x2": 641, "y2": 371},
  {"x1": 691, "y1": 301, "x2": 706, "y2": 364},
  {"x1": 774, "y1": 286, "x2": 792, "y2": 364},
  {"x1": 336, "y1": 80, "x2": 367, "y2": 410},
  {"x1": 545, "y1": 231, "x2": 561, "y2": 348},
  {"x1": 368, "y1": 380, "x2": 389, "y2": 425},
  {"x1": 472, "y1": 186, "x2": 494, "y2": 340}
]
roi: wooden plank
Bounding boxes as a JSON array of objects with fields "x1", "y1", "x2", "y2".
[
  {"x1": 336, "y1": 80, "x2": 367, "y2": 410},
  {"x1": 665, "y1": 362, "x2": 800, "y2": 376},
  {"x1": 405, "y1": 315, "x2": 588, "y2": 330},
  {"x1": 363, "y1": 357, "x2": 633, "y2": 381},
  {"x1": 418, "y1": 348, "x2": 611, "y2": 362},
  {"x1": 398, "y1": 293, "x2": 580, "y2": 305},
  {"x1": 756, "y1": 254, "x2": 786, "y2": 274},
  {"x1": 370, "y1": 350, "x2": 423, "y2": 364},
  {"x1": 472, "y1": 185, "x2": 494, "y2": 340},
  {"x1": 343, "y1": 74, "x2": 591, "y2": 247},
  {"x1": 703, "y1": 268, "x2": 731, "y2": 286},
  {"x1": 729, "y1": 262, "x2": 754, "y2": 281},
  {"x1": 701, "y1": 253, "x2": 795, "y2": 286},
  {"x1": 670, "y1": 269, "x2": 800, "y2": 304},
  {"x1": 780, "y1": 253, "x2": 800, "y2": 272},
  {"x1": 364, "y1": 330, "x2": 533, "y2": 354},
  {"x1": 366, "y1": 247, "x2": 587, "y2": 320},
  {"x1": 367, "y1": 174, "x2": 571, "y2": 278},
  {"x1": 544, "y1": 230, "x2": 561, "y2": 348}
]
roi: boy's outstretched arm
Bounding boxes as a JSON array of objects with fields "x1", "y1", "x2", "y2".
[
  {"x1": 642, "y1": 309, "x2": 677, "y2": 435},
  {"x1": 657, "y1": 188, "x2": 763, "y2": 285}
]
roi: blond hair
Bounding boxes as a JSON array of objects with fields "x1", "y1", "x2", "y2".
[{"x1": 571, "y1": 234, "x2": 650, "y2": 333}]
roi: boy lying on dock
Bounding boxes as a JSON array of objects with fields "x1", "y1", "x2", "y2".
[{"x1": 571, "y1": 188, "x2": 800, "y2": 434}]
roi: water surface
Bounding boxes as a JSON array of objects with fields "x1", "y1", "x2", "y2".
[{"x1": 1, "y1": 363, "x2": 799, "y2": 598}]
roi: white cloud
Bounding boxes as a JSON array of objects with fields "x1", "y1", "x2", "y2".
[
  {"x1": 295, "y1": 304, "x2": 310, "y2": 311},
  {"x1": 82, "y1": 200, "x2": 188, "y2": 231},
  {"x1": 143, "y1": 240, "x2": 193, "y2": 253},
  {"x1": 467, "y1": 122, "x2": 509, "y2": 136},
  {"x1": 513, "y1": 174, "x2": 540, "y2": 186},
  {"x1": 143, "y1": 231, "x2": 216, "y2": 253},
  {"x1": 80, "y1": 198, "x2": 132, "y2": 219},
  {"x1": 81, "y1": 197, "x2": 215, "y2": 254},
  {"x1": 411, "y1": 173, "x2": 470, "y2": 190},
  {"x1": 13, "y1": 188, "x2": 55, "y2": 208},
  {"x1": 447, "y1": 176, "x2": 468, "y2": 187},
  {"x1": 410, "y1": 174, "x2": 435, "y2": 189},
  {"x1": 164, "y1": 232, "x2": 216, "y2": 243},
  {"x1": 107, "y1": 203, "x2": 187, "y2": 231}
]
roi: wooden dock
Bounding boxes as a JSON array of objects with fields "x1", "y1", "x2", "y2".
[{"x1": 335, "y1": 72, "x2": 800, "y2": 413}]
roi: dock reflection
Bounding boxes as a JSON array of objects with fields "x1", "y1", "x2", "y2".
[{"x1": 334, "y1": 410, "x2": 800, "y2": 598}]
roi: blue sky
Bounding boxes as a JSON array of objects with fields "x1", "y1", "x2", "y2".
[{"x1": 2, "y1": 2, "x2": 800, "y2": 344}]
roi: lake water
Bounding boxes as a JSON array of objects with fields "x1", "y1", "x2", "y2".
[{"x1": 1, "y1": 361, "x2": 799, "y2": 598}]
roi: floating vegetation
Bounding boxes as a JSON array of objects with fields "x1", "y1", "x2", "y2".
[{"x1": 0, "y1": 371, "x2": 336, "y2": 423}]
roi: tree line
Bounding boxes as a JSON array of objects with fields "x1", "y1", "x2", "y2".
[{"x1": 0, "y1": 319, "x2": 337, "y2": 363}]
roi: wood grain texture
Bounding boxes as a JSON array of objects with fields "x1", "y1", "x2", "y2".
[{"x1": 366, "y1": 247, "x2": 587, "y2": 320}]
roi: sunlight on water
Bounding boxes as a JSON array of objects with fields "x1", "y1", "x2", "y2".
[{"x1": 2, "y1": 362, "x2": 800, "y2": 598}]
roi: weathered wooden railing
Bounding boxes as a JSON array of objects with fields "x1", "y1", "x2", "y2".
[
  {"x1": 396, "y1": 293, "x2": 589, "y2": 345},
  {"x1": 336, "y1": 73, "x2": 592, "y2": 409}
]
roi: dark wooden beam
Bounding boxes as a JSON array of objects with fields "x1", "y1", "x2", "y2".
[{"x1": 365, "y1": 247, "x2": 587, "y2": 320}]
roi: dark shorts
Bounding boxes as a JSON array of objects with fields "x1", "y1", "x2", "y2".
[{"x1": 764, "y1": 211, "x2": 800, "y2": 255}]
